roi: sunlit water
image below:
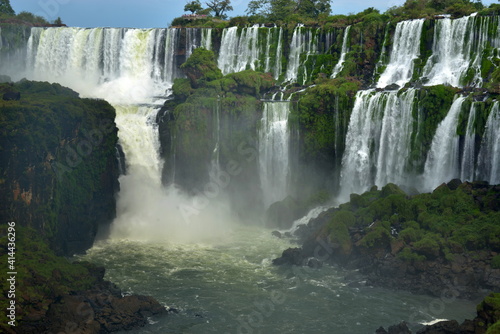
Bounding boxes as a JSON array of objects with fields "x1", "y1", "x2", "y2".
[{"x1": 78, "y1": 225, "x2": 477, "y2": 334}]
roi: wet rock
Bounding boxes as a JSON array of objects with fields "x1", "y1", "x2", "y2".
[
  {"x1": 388, "y1": 321, "x2": 412, "y2": 334},
  {"x1": 266, "y1": 196, "x2": 305, "y2": 229},
  {"x1": 446, "y1": 178, "x2": 462, "y2": 191},
  {"x1": 272, "y1": 247, "x2": 305, "y2": 266},
  {"x1": 17, "y1": 263, "x2": 168, "y2": 334},
  {"x1": 376, "y1": 322, "x2": 412, "y2": 334},
  {"x1": 272, "y1": 230, "x2": 282, "y2": 238},
  {"x1": 384, "y1": 83, "x2": 400, "y2": 91}
]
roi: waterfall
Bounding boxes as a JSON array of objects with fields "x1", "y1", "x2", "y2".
[
  {"x1": 114, "y1": 106, "x2": 164, "y2": 184},
  {"x1": 201, "y1": 28, "x2": 212, "y2": 50},
  {"x1": 331, "y1": 26, "x2": 351, "y2": 79},
  {"x1": 377, "y1": 19, "x2": 424, "y2": 88},
  {"x1": 421, "y1": 14, "x2": 490, "y2": 88},
  {"x1": 287, "y1": 205, "x2": 330, "y2": 234},
  {"x1": 476, "y1": 102, "x2": 500, "y2": 184},
  {"x1": 259, "y1": 102, "x2": 291, "y2": 207},
  {"x1": 460, "y1": 103, "x2": 478, "y2": 182},
  {"x1": 265, "y1": 27, "x2": 283, "y2": 79},
  {"x1": 339, "y1": 89, "x2": 416, "y2": 198},
  {"x1": 186, "y1": 28, "x2": 196, "y2": 58},
  {"x1": 26, "y1": 27, "x2": 183, "y2": 101},
  {"x1": 24, "y1": 26, "x2": 240, "y2": 241},
  {"x1": 217, "y1": 25, "x2": 283, "y2": 79},
  {"x1": 218, "y1": 25, "x2": 260, "y2": 75},
  {"x1": 212, "y1": 96, "x2": 221, "y2": 174},
  {"x1": 422, "y1": 96, "x2": 466, "y2": 191},
  {"x1": 285, "y1": 25, "x2": 318, "y2": 84}
]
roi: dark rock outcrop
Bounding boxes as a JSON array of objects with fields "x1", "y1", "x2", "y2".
[
  {"x1": 2, "y1": 90, "x2": 20, "y2": 100},
  {"x1": 13, "y1": 262, "x2": 168, "y2": 334},
  {"x1": 273, "y1": 182, "x2": 500, "y2": 299},
  {"x1": 266, "y1": 196, "x2": 306, "y2": 229},
  {"x1": 379, "y1": 293, "x2": 500, "y2": 334}
]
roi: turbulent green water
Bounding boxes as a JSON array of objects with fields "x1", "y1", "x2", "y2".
[{"x1": 79, "y1": 225, "x2": 478, "y2": 334}]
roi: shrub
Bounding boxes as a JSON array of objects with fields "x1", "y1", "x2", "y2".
[
  {"x1": 414, "y1": 236, "x2": 440, "y2": 259},
  {"x1": 492, "y1": 255, "x2": 500, "y2": 270}
]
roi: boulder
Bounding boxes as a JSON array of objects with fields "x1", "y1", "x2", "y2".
[
  {"x1": 3, "y1": 91, "x2": 20, "y2": 101},
  {"x1": 272, "y1": 247, "x2": 306, "y2": 266},
  {"x1": 266, "y1": 196, "x2": 305, "y2": 229}
]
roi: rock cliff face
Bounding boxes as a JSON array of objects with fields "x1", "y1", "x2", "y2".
[{"x1": 0, "y1": 80, "x2": 119, "y2": 256}]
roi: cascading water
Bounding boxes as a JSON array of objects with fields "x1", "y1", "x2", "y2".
[
  {"x1": 422, "y1": 96, "x2": 466, "y2": 191},
  {"x1": 331, "y1": 26, "x2": 351, "y2": 79},
  {"x1": 218, "y1": 25, "x2": 260, "y2": 75},
  {"x1": 460, "y1": 103, "x2": 478, "y2": 182},
  {"x1": 259, "y1": 101, "x2": 291, "y2": 207},
  {"x1": 25, "y1": 26, "x2": 229, "y2": 242},
  {"x1": 7, "y1": 22, "x2": 491, "y2": 334},
  {"x1": 217, "y1": 25, "x2": 283, "y2": 79},
  {"x1": 264, "y1": 27, "x2": 283, "y2": 80},
  {"x1": 421, "y1": 14, "x2": 493, "y2": 88},
  {"x1": 339, "y1": 89, "x2": 416, "y2": 199},
  {"x1": 476, "y1": 102, "x2": 500, "y2": 184},
  {"x1": 377, "y1": 19, "x2": 424, "y2": 88},
  {"x1": 27, "y1": 27, "x2": 176, "y2": 99},
  {"x1": 201, "y1": 28, "x2": 212, "y2": 50},
  {"x1": 285, "y1": 25, "x2": 318, "y2": 84}
]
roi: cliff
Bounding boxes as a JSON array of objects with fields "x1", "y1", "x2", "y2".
[{"x1": 0, "y1": 79, "x2": 119, "y2": 256}]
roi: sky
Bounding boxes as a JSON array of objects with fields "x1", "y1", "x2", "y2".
[{"x1": 10, "y1": 0, "x2": 500, "y2": 28}]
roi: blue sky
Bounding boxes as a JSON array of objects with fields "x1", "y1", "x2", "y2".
[{"x1": 10, "y1": 0, "x2": 500, "y2": 28}]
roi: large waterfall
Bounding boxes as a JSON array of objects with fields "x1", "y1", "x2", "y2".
[
  {"x1": 377, "y1": 19, "x2": 424, "y2": 88},
  {"x1": 23, "y1": 26, "x2": 233, "y2": 242},
  {"x1": 3, "y1": 16, "x2": 500, "y2": 334},
  {"x1": 26, "y1": 27, "x2": 182, "y2": 101},
  {"x1": 259, "y1": 101, "x2": 291, "y2": 208},
  {"x1": 2, "y1": 17, "x2": 498, "y2": 219}
]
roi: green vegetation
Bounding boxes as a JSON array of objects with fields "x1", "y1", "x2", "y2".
[
  {"x1": 171, "y1": 0, "x2": 500, "y2": 29},
  {"x1": 409, "y1": 85, "x2": 458, "y2": 173},
  {"x1": 0, "y1": 80, "x2": 118, "y2": 254},
  {"x1": 181, "y1": 47, "x2": 223, "y2": 87},
  {"x1": 0, "y1": 1, "x2": 51, "y2": 27},
  {"x1": 322, "y1": 182, "x2": 500, "y2": 262},
  {"x1": 0, "y1": 0, "x2": 14, "y2": 16},
  {"x1": 294, "y1": 77, "x2": 361, "y2": 164},
  {"x1": 0, "y1": 225, "x2": 99, "y2": 331}
]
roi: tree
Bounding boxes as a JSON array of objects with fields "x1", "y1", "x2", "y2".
[
  {"x1": 246, "y1": 0, "x2": 270, "y2": 16},
  {"x1": 54, "y1": 17, "x2": 63, "y2": 25},
  {"x1": 205, "y1": 0, "x2": 233, "y2": 18},
  {"x1": 184, "y1": 0, "x2": 203, "y2": 14},
  {"x1": 0, "y1": 0, "x2": 15, "y2": 16},
  {"x1": 269, "y1": 0, "x2": 295, "y2": 20}
]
